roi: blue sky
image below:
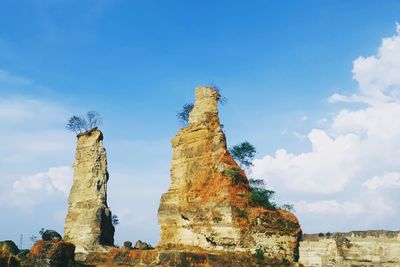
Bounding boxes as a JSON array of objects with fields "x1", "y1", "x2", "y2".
[{"x1": 1, "y1": 1, "x2": 400, "y2": 248}]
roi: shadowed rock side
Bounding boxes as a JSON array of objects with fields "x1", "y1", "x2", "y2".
[
  {"x1": 158, "y1": 86, "x2": 302, "y2": 262},
  {"x1": 64, "y1": 128, "x2": 114, "y2": 254},
  {"x1": 299, "y1": 230, "x2": 400, "y2": 267}
]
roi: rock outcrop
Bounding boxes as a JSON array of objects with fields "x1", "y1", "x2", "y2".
[
  {"x1": 29, "y1": 240, "x2": 75, "y2": 267},
  {"x1": 299, "y1": 231, "x2": 400, "y2": 266},
  {"x1": 42, "y1": 230, "x2": 62, "y2": 241},
  {"x1": 0, "y1": 240, "x2": 20, "y2": 267},
  {"x1": 158, "y1": 86, "x2": 301, "y2": 262},
  {"x1": 64, "y1": 128, "x2": 114, "y2": 254}
]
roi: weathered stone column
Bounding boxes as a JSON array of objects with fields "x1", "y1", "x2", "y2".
[
  {"x1": 158, "y1": 86, "x2": 302, "y2": 262},
  {"x1": 64, "y1": 128, "x2": 114, "y2": 254}
]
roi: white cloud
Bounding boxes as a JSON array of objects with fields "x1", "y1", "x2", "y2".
[
  {"x1": 0, "y1": 71, "x2": 75, "y2": 215},
  {"x1": 8, "y1": 166, "x2": 72, "y2": 211},
  {"x1": 295, "y1": 200, "x2": 364, "y2": 216},
  {"x1": 10, "y1": 166, "x2": 72, "y2": 211},
  {"x1": 336, "y1": 26, "x2": 400, "y2": 105},
  {"x1": 254, "y1": 25, "x2": 400, "y2": 230},
  {"x1": 363, "y1": 172, "x2": 400, "y2": 190},
  {"x1": 254, "y1": 129, "x2": 361, "y2": 194}
]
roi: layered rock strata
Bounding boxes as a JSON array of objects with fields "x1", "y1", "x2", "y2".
[
  {"x1": 158, "y1": 86, "x2": 301, "y2": 262},
  {"x1": 64, "y1": 128, "x2": 114, "y2": 254},
  {"x1": 299, "y1": 230, "x2": 400, "y2": 267}
]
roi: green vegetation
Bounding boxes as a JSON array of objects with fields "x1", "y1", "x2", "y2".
[
  {"x1": 237, "y1": 208, "x2": 248, "y2": 218},
  {"x1": 229, "y1": 141, "x2": 295, "y2": 212},
  {"x1": 229, "y1": 141, "x2": 256, "y2": 169},
  {"x1": 253, "y1": 248, "x2": 265, "y2": 262},
  {"x1": 281, "y1": 203, "x2": 294, "y2": 212},
  {"x1": 177, "y1": 103, "x2": 194, "y2": 127},
  {"x1": 222, "y1": 167, "x2": 247, "y2": 185},
  {"x1": 248, "y1": 178, "x2": 277, "y2": 210}
]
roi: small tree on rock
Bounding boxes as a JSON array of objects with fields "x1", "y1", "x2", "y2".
[
  {"x1": 66, "y1": 111, "x2": 102, "y2": 135},
  {"x1": 86, "y1": 111, "x2": 102, "y2": 130},
  {"x1": 66, "y1": 116, "x2": 87, "y2": 134},
  {"x1": 229, "y1": 141, "x2": 256, "y2": 169},
  {"x1": 177, "y1": 103, "x2": 194, "y2": 127}
]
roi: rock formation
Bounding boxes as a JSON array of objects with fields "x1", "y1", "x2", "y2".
[
  {"x1": 299, "y1": 231, "x2": 400, "y2": 267},
  {"x1": 29, "y1": 240, "x2": 75, "y2": 267},
  {"x1": 64, "y1": 128, "x2": 114, "y2": 254},
  {"x1": 158, "y1": 86, "x2": 301, "y2": 262},
  {"x1": 0, "y1": 240, "x2": 20, "y2": 267}
]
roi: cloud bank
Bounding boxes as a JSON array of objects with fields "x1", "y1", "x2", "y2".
[{"x1": 253, "y1": 25, "x2": 400, "y2": 232}]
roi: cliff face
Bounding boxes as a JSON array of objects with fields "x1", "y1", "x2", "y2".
[
  {"x1": 64, "y1": 128, "x2": 114, "y2": 254},
  {"x1": 299, "y1": 231, "x2": 400, "y2": 267},
  {"x1": 158, "y1": 86, "x2": 301, "y2": 262}
]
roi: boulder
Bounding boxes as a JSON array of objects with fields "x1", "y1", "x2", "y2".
[
  {"x1": 0, "y1": 240, "x2": 19, "y2": 255},
  {"x1": 123, "y1": 241, "x2": 132, "y2": 250},
  {"x1": 29, "y1": 240, "x2": 75, "y2": 267},
  {"x1": 0, "y1": 240, "x2": 20, "y2": 267},
  {"x1": 134, "y1": 240, "x2": 152, "y2": 250},
  {"x1": 42, "y1": 230, "x2": 62, "y2": 241}
]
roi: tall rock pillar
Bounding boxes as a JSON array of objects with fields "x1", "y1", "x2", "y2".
[
  {"x1": 64, "y1": 128, "x2": 114, "y2": 253},
  {"x1": 158, "y1": 86, "x2": 301, "y2": 262}
]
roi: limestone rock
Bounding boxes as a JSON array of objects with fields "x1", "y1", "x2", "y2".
[
  {"x1": 158, "y1": 86, "x2": 301, "y2": 262},
  {"x1": 29, "y1": 240, "x2": 75, "y2": 267},
  {"x1": 299, "y1": 230, "x2": 400, "y2": 266},
  {"x1": 42, "y1": 230, "x2": 62, "y2": 241},
  {"x1": 64, "y1": 128, "x2": 115, "y2": 254}
]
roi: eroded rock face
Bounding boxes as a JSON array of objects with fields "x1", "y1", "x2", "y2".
[
  {"x1": 64, "y1": 128, "x2": 114, "y2": 254},
  {"x1": 299, "y1": 231, "x2": 400, "y2": 267},
  {"x1": 158, "y1": 86, "x2": 301, "y2": 262}
]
